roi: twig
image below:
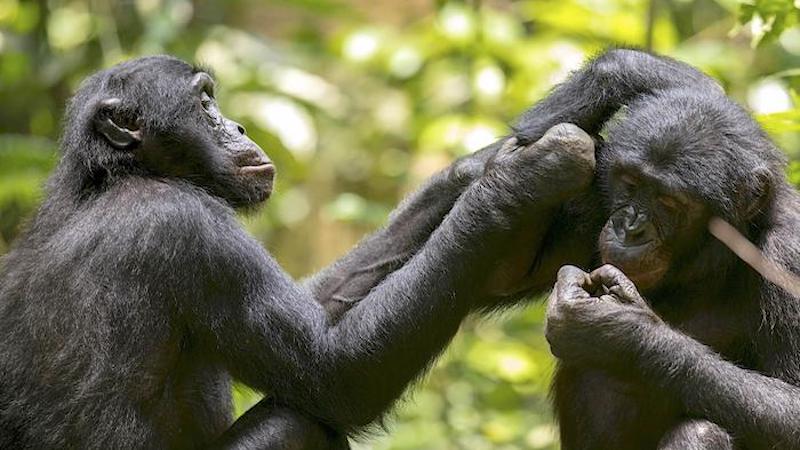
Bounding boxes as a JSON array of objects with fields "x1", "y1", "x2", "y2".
[{"x1": 708, "y1": 217, "x2": 800, "y2": 299}]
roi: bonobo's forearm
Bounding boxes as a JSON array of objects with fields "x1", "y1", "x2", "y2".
[
  {"x1": 641, "y1": 327, "x2": 800, "y2": 448},
  {"x1": 515, "y1": 49, "x2": 719, "y2": 143},
  {"x1": 305, "y1": 141, "x2": 502, "y2": 317},
  {"x1": 316, "y1": 172, "x2": 566, "y2": 423},
  {"x1": 215, "y1": 125, "x2": 595, "y2": 431}
]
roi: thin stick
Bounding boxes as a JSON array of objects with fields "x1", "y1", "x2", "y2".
[{"x1": 708, "y1": 216, "x2": 800, "y2": 299}]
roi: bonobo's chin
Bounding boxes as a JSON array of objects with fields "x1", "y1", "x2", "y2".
[
  {"x1": 600, "y1": 248, "x2": 670, "y2": 292},
  {"x1": 231, "y1": 164, "x2": 275, "y2": 210},
  {"x1": 233, "y1": 189, "x2": 273, "y2": 212}
]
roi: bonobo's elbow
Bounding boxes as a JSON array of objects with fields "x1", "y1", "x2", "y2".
[{"x1": 589, "y1": 48, "x2": 643, "y2": 80}]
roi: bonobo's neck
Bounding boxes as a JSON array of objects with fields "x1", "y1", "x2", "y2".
[{"x1": 16, "y1": 146, "x2": 118, "y2": 247}]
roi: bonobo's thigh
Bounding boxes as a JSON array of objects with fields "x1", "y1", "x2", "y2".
[
  {"x1": 214, "y1": 400, "x2": 349, "y2": 450},
  {"x1": 658, "y1": 419, "x2": 736, "y2": 450},
  {"x1": 553, "y1": 366, "x2": 680, "y2": 450}
]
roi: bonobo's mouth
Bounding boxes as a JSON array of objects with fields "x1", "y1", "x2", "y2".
[
  {"x1": 238, "y1": 162, "x2": 275, "y2": 176},
  {"x1": 233, "y1": 151, "x2": 276, "y2": 204},
  {"x1": 236, "y1": 152, "x2": 275, "y2": 180}
]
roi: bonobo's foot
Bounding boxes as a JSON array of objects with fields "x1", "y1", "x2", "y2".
[{"x1": 488, "y1": 123, "x2": 596, "y2": 205}]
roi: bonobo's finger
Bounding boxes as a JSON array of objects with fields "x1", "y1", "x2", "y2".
[
  {"x1": 590, "y1": 265, "x2": 641, "y2": 303},
  {"x1": 555, "y1": 265, "x2": 592, "y2": 300},
  {"x1": 494, "y1": 136, "x2": 523, "y2": 160},
  {"x1": 599, "y1": 294, "x2": 617, "y2": 304},
  {"x1": 531, "y1": 123, "x2": 595, "y2": 163},
  {"x1": 449, "y1": 139, "x2": 504, "y2": 184}
]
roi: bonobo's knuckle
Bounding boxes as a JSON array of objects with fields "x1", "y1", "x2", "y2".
[
  {"x1": 536, "y1": 123, "x2": 594, "y2": 155},
  {"x1": 533, "y1": 124, "x2": 596, "y2": 179},
  {"x1": 557, "y1": 265, "x2": 587, "y2": 284},
  {"x1": 597, "y1": 264, "x2": 624, "y2": 278},
  {"x1": 557, "y1": 265, "x2": 581, "y2": 278}
]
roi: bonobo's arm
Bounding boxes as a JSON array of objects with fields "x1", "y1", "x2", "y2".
[
  {"x1": 304, "y1": 142, "x2": 501, "y2": 319},
  {"x1": 514, "y1": 48, "x2": 720, "y2": 144},
  {"x1": 546, "y1": 265, "x2": 800, "y2": 449},
  {"x1": 176, "y1": 124, "x2": 594, "y2": 434},
  {"x1": 307, "y1": 49, "x2": 719, "y2": 317},
  {"x1": 307, "y1": 49, "x2": 708, "y2": 313}
]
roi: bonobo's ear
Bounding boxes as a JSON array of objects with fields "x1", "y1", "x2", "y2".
[
  {"x1": 93, "y1": 98, "x2": 142, "y2": 149},
  {"x1": 743, "y1": 167, "x2": 773, "y2": 220},
  {"x1": 191, "y1": 72, "x2": 215, "y2": 95}
]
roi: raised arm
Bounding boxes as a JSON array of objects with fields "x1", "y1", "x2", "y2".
[
  {"x1": 514, "y1": 48, "x2": 720, "y2": 144},
  {"x1": 183, "y1": 124, "x2": 595, "y2": 433}
]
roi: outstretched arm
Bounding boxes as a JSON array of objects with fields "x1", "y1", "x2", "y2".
[
  {"x1": 305, "y1": 142, "x2": 502, "y2": 320},
  {"x1": 307, "y1": 49, "x2": 718, "y2": 316},
  {"x1": 545, "y1": 265, "x2": 800, "y2": 449},
  {"x1": 180, "y1": 124, "x2": 595, "y2": 433}
]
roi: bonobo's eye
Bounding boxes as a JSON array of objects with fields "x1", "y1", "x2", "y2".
[
  {"x1": 620, "y1": 174, "x2": 638, "y2": 189},
  {"x1": 658, "y1": 194, "x2": 685, "y2": 210}
]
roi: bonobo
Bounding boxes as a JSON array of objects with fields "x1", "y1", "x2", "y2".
[
  {"x1": 539, "y1": 49, "x2": 800, "y2": 449},
  {"x1": 0, "y1": 55, "x2": 597, "y2": 449}
]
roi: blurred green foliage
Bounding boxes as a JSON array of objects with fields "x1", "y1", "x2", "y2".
[{"x1": 0, "y1": 0, "x2": 799, "y2": 448}]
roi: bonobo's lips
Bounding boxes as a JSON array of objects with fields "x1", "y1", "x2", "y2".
[
  {"x1": 236, "y1": 153, "x2": 275, "y2": 179},
  {"x1": 238, "y1": 162, "x2": 275, "y2": 176}
]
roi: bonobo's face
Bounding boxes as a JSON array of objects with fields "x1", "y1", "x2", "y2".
[
  {"x1": 139, "y1": 71, "x2": 274, "y2": 207},
  {"x1": 595, "y1": 99, "x2": 724, "y2": 292},
  {"x1": 597, "y1": 167, "x2": 707, "y2": 291},
  {"x1": 90, "y1": 56, "x2": 274, "y2": 208}
]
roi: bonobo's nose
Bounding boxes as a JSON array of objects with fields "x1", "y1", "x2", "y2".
[{"x1": 613, "y1": 206, "x2": 653, "y2": 246}]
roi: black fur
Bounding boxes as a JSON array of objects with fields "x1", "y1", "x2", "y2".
[
  {"x1": 540, "y1": 49, "x2": 800, "y2": 449},
  {"x1": 0, "y1": 55, "x2": 599, "y2": 448}
]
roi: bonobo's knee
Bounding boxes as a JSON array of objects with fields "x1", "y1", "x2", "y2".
[
  {"x1": 658, "y1": 419, "x2": 735, "y2": 450},
  {"x1": 214, "y1": 400, "x2": 349, "y2": 450}
]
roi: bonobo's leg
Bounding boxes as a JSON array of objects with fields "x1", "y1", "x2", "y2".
[
  {"x1": 658, "y1": 419, "x2": 736, "y2": 450},
  {"x1": 307, "y1": 141, "x2": 502, "y2": 320},
  {"x1": 514, "y1": 49, "x2": 720, "y2": 144},
  {"x1": 553, "y1": 366, "x2": 675, "y2": 450},
  {"x1": 213, "y1": 401, "x2": 349, "y2": 450}
]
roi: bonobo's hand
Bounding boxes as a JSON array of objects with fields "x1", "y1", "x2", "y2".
[
  {"x1": 484, "y1": 123, "x2": 596, "y2": 208},
  {"x1": 545, "y1": 265, "x2": 663, "y2": 369},
  {"x1": 469, "y1": 124, "x2": 596, "y2": 299}
]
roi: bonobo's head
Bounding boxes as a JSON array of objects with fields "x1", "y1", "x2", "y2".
[
  {"x1": 61, "y1": 55, "x2": 273, "y2": 207},
  {"x1": 596, "y1": 89, "x2": 785, "y2": 292}
]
